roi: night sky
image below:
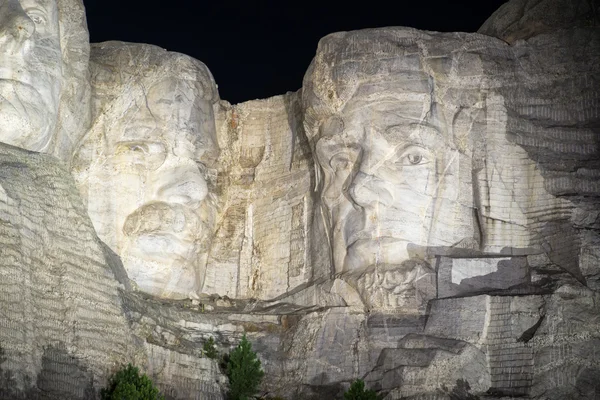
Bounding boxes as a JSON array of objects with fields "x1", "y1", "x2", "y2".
[{"x1": 83, "y1": 0, "x2": 509, "y2": 104}]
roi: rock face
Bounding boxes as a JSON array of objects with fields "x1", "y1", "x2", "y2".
[
  {"x1": 204, "y1": 93, "x2": 315, "y2": 300},
  {"x1": 479, "y1": 0, "x2": 598, "y2": 43},
  {"x1": 71, "y1": 41, "x2": 220, "y2": 300},
  {"x1": 0, "y1": 0, "x2": 599, "y2": 399},
  {"x1": 0, "y1": 143, "x2": 136, "y2": 398},
  {"x1": 0, "y1": 0, "x2": 91, "y2": 160}
]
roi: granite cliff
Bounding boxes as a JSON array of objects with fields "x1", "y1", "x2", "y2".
[{"x1": 0, "y1": 0, "x2": 599, "y2": 399}]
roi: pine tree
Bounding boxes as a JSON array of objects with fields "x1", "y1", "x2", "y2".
[
  {"x1": 344, "y1": 379, "x2": 378, "y2": 400},
  {"x1": 226, "y1": 334, "x2": 264, "y2": 400},
  {"x1": 203, "y1": 337, "x2": 219, "y2": 359},
  {"x1": 101, "y1": 363, "x2": 164, "y2": 400}
]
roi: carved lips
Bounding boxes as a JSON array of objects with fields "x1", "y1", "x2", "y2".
[{"x1": 122, "y1": 201, "x2": 202, "y2": 251}]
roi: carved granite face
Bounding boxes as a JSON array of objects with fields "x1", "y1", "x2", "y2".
[
  {"x1": 73, "y1": 54, "x2": 218, "y2": 299},
  {"x1": 316, "y1": 82, "x2": 461, "y2": 275},
  {"x1": 0, "y1": 0, "x2": 62, "y2": 151}
]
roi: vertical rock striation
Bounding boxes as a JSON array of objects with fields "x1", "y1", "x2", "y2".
[{"x1": 0, "y1": 144, "x2": 136, "y2": 399}]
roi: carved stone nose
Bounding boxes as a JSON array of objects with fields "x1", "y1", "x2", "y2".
[
  {"x1": 154, "y1": 163, "x2": 208, "y2": 206},
  {"x1": 348, "y1": 171, "x2": 373, "y2": 207},
  {"x1": 0, "y1": 0, "x2": 35, "y2": 54}
]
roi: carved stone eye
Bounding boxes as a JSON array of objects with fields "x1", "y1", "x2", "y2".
[
  {"x1": 396, "y1": 146, "x2": 431, "y2": 167},
  {"x1": 25, "y1": 9, "x2": 47, "y2": 25},
  {"x1": 407, "y1": 154, "x2": 423, "y2": 165},
  {"x1": 30, "y1": 15, "x2": 44, "y2": 24}
]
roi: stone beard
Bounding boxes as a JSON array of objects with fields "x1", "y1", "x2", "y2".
[
  {"x1": 303, "y1": 31, "x2": 489, "y2": 310},
  {"x1": 312, "y1": 85, "x2": 461, "y2": 310},
  {"x1": 0, "y1": 0, "x2": 62, "y2": 151},
  {"x1": 315, "y1": 92, "x2": 463, "y2": 274},
  {"x1": 72, "y1": 43, "x2": 219, "y2": 299}
]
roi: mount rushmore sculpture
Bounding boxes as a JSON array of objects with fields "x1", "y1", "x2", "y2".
[{"x1": 0, "y1": 0, "x2": 599, "y2": 398}]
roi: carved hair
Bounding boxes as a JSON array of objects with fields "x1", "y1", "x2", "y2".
[
  {"x1": 88, "y1": 41, "x2": 218, "y2": 103},
  {"x1": 301, "y1": 27, "x2": 488, "y2": 146}
]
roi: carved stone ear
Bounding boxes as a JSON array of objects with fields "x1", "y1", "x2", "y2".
[{"x1": 318, "y1": 115, "x2": 344, "y2": 139}]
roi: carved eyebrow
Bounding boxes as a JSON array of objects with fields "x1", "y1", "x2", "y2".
[
  {"x1": 384, "y1": 124, "x2": 442, "y2": 147},
  {"x1": 407, "y1": 124, "x2": 442, "y2": 144},
  {"x1": 342, "y1": 96, "x2": 428, "y2": 116},
  {"x1": 375, "y1": 93, "x2": 430, "y2": 104}
]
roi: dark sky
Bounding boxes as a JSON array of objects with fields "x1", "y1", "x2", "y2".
[{"x1": 83, "y1": 0, "x2": 509, "y2": 104}]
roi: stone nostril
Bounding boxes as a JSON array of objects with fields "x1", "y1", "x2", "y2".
[{"x1": 157, "y1": 176, "x2": 208, "y2": 206}]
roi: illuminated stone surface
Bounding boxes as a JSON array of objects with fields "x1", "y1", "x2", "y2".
[
  {"x1": 71, "y1": 41, "x2": 219, "y2": 300},
  {"x1": 0, "y1": 0, "x2": 90, "y2": 159},
  {"x1": 0, "y1": 0, "x2": 599, "y2": 398}
]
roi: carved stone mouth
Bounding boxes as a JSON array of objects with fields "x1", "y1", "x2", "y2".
[
  {"x1": 345, "y1": 231, "x2": 373, "y2": 247},
  {"x1": 346, "y1": 233, "x2": 403, "y2": 247},
  {"x1": 122, "y1": 202, "x2": 200, "y2": 240}
]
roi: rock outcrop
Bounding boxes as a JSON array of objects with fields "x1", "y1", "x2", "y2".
[
  {"x1": 479, "y1": 0, "x2": 598, "y2": 43},
  {"x1": 0, "y1": 0, "x2": 599, "y2": 399},
  {"x1": 0, "y1": 143, "x2": 136, "y2": 398}
]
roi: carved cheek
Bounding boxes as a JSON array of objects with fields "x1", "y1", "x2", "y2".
[{"x1": 404, "y1": 167, "x2": 435, "y2": 196}]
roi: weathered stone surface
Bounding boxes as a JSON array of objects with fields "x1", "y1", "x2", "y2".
[
  {"x1": 205, "y1": 93, "x2": 315, "y2": 300},
  {"x1": 71, "y1": 41, "x2": 220, "y2": 300},
  {"x1": 377, "y1": 339, "x2": 490, "y2": 399},
  {"x1": 1, "y1": 1, "x2": 599, "y2": 399},
  {"x1": 0, "y1": 0, "x2": 91, "y2": 160},
  {"x1": 530, "y1": 286, "x2": 600, "y2": 400},
  {"x1": 478, "y1": 0, "x2": 598, "y2": 43},
  {"x1": 0, "y1": 143, "x2": 137, "y2": 398}
]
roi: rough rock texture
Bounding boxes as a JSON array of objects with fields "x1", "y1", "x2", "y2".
[
  {"x1": 0, "y1": 1, "x2": 599, "y2": 399},
  {"x1": 530, "y1": 286, "x2": 600, "y2": 400},
  {"x1": 0, "y1": 144, "x2": 227, "y2": 399},
  {"x1": 0, "y1": 143, "x2": 137, "y2": 398},
  {"x1": 479, "y1": 0, "x2": 599, "y2": 43},
  {"x1": 205, "y1": 93, "x2": 316, "y2": 300}
]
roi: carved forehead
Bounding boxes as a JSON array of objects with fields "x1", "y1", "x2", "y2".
[
  {"x1": 90, "y1": 42, "x2": 218, "y2": 102},
  {"x1": 319, "y1": 102, "x2": 443, "y2": 152},
  {"x1": 19, "y1": 0, "x2": 56, "y2": 11},
  {"x1": 342, "y1": 99, "x2": 430, "y2": 128},
  {"x1": 341, "y1": 79, "x2": 431, "y2": 114},
  {"x1": 302, "y1": 27, "x2": 492, "y2": 148}
]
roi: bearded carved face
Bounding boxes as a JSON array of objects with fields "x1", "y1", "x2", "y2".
[
  {"x1": 316, "y1": 85, "x2": 467, "y2": 275},
  {"x1": 313, "y1": 79, "x2": 473, "y2": 311},
  {"x1": 73, "y1": 68, "x2": 218, "y2": 299}
]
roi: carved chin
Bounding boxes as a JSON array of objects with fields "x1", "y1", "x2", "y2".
[
  {"x1": 119, "y1": 231, "x2": 213, "y2": 299},
  {"x1": 342, "y1": 237, "x2": 412, "y2": 271},
  {"x1": 125, "y1": 233, "x2": 197, "y2": 259},
  {"x1": 121, "y1": 237, "x2": 206, "y2": 299}
]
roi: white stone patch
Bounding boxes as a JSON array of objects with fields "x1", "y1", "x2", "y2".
[{"x1": 451, "y1": 258, "x2": 510, "y2": 284}]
